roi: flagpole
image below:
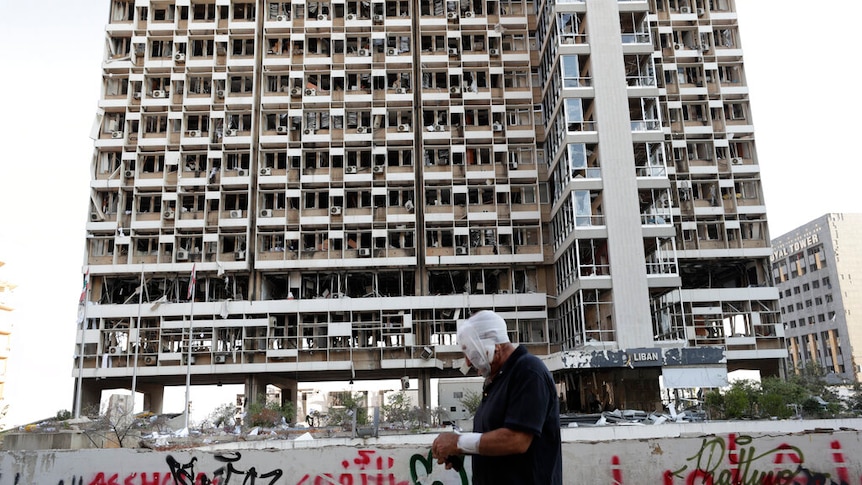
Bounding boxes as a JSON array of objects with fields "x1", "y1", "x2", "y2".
[
  {"x1": 130, "y1": 266, "x2": 143, "y2": 416},
  {"x1": 74, "y1": 268, "x2": 90, "y2": 419},
  {"x1": 184, "y1": 264, "x2": 196, "y2": 430}
]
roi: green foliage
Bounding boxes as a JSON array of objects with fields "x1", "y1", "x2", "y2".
[
  {"x1": 326, "y1": 393, "x2": 368, "y2": 429},
  {"x1": 206, "y1": 403, "x2": 236, "y2": 428},
  {"x1": 703, "y1": 389, "x2": 724, "y2": 419},
  {"x1": 723, "y1": 381, "x2": 755, "y2": 419},
  {"x1": 55, "y1": 409, "x2": 73, "y2": 421},
  {"x1": 246, "y1": 395, "x2": 295, "y2": 427},
  {"x1": 382, "y1": 391, "x2": 412, "y2": 427},
  {"x1": 458, "y1": 390, "x2": 482, "y2": 418}
]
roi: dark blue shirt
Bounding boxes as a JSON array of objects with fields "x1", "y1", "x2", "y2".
[{"x1": 471, "y1": 345, "x2": 562, "y2": 484}]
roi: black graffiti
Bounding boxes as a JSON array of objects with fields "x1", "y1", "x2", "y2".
[
  {"x1": 57, "y1": 478, "x2": 84, "y2": 485},
  {"x1": 166, "y1": 452, "x2": 283, "y2": 484}
]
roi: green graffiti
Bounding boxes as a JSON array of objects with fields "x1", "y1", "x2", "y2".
[{"x1": 409, "y1": 450, "x2": 470, "y2": 485}]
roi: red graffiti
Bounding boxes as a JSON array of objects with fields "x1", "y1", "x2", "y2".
[
  {"x1": 88, "y1": 473, "x2": 175, "y2": 485},
  {"x1": 611, "y1": 455, "x2": 622, "y2": 484},
  {"x1": 830, "y1": 440, "x2": 850, "y2": 484},
  {"x1": 297, "y1": 450, "x2": 408, "y2": 485}
]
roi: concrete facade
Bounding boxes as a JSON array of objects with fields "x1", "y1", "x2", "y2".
[
  {"x1": 2, "y1": 420, "x2": 862, "y2": 484},
  {"x1": 772, "y1": 213, "x2": 862, "y2": 383},
  {"x1": 75, "y1": 0, "x2": 783, "y2": 420}
]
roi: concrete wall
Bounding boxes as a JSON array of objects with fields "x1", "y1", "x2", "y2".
[{"x1": 1, "y1": 420, "x2": 861, "y2": 484}]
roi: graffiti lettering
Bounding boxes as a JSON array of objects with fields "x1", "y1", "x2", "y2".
[
  {"x1": 660, "y1": 434, "x2": 852, "y2": 485},
  {"x1": 297, "y1": 449, "x2": 411, "y2": 485},
  {"x1": 166, "y1": 453, "x2": 282, "y2": 485},
  {"x1": 408, "y1": 450, "x2": 468, "y2": 485}
]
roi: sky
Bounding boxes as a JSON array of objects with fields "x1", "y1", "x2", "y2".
[{"x1": 0, "y1": 1, "x2": 860, "y2": 429}]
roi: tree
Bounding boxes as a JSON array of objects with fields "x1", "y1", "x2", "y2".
[
  {"x1": 458, "y1": 390, "x2": 482, "y2": 418},
  {"x1": 246, "y1": 395, "x2": 295, "y2": 428},
  {"x1": 203, "y1": 403, "x2": 236, "y2": 429},
  {"x1": 326, "y1": 392, "x2": 367, "y2": 430},
  {"x1": 382, "y1": 391, "x2": 412, "y2": 428}
]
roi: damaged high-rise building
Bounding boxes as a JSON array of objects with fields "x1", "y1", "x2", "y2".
[{"x1": 75, "y1": 0, "x2": 784, "y2": 416}]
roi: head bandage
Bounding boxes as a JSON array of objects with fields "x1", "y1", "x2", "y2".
[{"x1": 457, "y1": 310, "x2": 510, "y2": 377}]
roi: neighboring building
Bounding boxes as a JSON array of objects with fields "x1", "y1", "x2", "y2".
[
  {"x1": 771, "y1": 214, "x2": 862, "y2": 383},
  {"x1": 0, "y1": 261, "x2": 15, "y2": 403},
  {"x1": 75, "y1": 0, "x2": 782, "y2": 417},
  {"x1": 438, "y1": 377, "x2": 482, "y2": 422}
]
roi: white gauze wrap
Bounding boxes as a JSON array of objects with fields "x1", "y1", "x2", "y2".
[{"x1": 457, "y1": 310, "x2": 510, "y2": 377}]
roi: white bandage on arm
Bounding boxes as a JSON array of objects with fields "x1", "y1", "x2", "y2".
[{"x1": 457, "y1": 432, "x2": 482, "y2": 454}]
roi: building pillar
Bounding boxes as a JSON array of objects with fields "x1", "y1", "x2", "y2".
[{"x1": 138, "y1": 383, "x2": 165, "y2": 414}]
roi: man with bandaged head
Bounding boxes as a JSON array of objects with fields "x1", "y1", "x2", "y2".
[{"x1": 431, "y1": 310, "x2": 562, "y2": 484}]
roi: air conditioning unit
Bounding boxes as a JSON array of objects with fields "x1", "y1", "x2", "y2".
[
  {"x1": 112, "y1": 131, "x2": 124, "y2": 139},
  {"x1": 373, "y1": 14, "x2": 384, "y2": 22},
  {"x1": 260, "y1": 167, "x2": 272, "y2": 176},
  {"x1": 214, "y1": 354, "x2": 227, "y2": 364},
  {"x1": 463, "y1": 11, "x2": 474, "y2": 18},
  {"x1": 358, "y1": 248, "x2": 371, "y2": 257},
  {"x1": 330, "y1": 206, "x2": 343, "y2": 215},
  {"x1": 345, "y1": 166, "x2": 358, "y2": 174},
  {"x1": 434, "y1": 125, "x2": 445, "y2": 132},
  {"x1": 164, "y1": 209, "x2": 175, "y2": 219},
  {"x1": 305, "y1": 88, "x2": 316, "y2": 96},
  {"x1": 395, "y1": 87, "x2": 407, "y2": 94},
  {"x1": 304, "y1": 128, "x2": 316, "y2": 135},
  {"x1": 260, "y1": 209, "x2": 273, "y2": 217},
  {"x1": 144, "y1": 356, "x2": 157, "y2": 366},
  {"x1": 358, "y1": 48, "x2": 370, "y2": 57},
  {"x1": 674, "y1": 43, "x2": 681, "y2": 50},
  {"x1": 174, "y1": 52, "x2": 185, "y2": 62},
  {"x1": 225, "y1": 129, "x2": 238, "y2": 137},
  {"x1": 109, "y1": 346, "x2": 120, "y2": 355},
  {"x1": 447, "y1": 11, "x2": 458, "y2": 20},
  {"x1": 404, "y1": 200, "x2": 414, "y2": 212},
  {"x1": 235, "y1": 250, "x2": 246, "y2": 260},
  {"x1": 276, "y1": 125, "x2": 288, "y2": 134},
  {"x1": 90, "y1": 212, "x2": 102, "y2": 222},
  {"x1": 124, "y1": 169, "x2": 134, "y2": 178},
  {"x1": 455, "y1": 246, "x2": 468, "y2": 255},
  {"x1": 489, "y1": 48, "x2": 500, "y2": 56},
  {"x1": 236, "y1": 168, "x2": 248, "y2": 176},
  {"x1": 345, "y1": 13, "x2": 356, "y2": 20},
  {"x1": 509, "y1": 162, "x2": 518, "y2": 170},
  {"x1": 450, "y1": 86, "x2": 460, "y2": 94},
  {"x1": 696, "y1": 7, "x2": 705, "y2": 16},
  {"x1": 182, "y1": 355, "x2": 196, "y2": 365},
  {"x1": 401, "y1": 376, "x2": 410, "y2": 390},
  {"x1": 387, "y1": 48, "x2": 397, "y2": 56},
  {"x1": 317, "y1": 14, "x2": 328, "y2": 20},
  {"x1": 463, "y1": 86, "x2": 473, "y2": 93},
  {"x1": 356, "y1": 126, "x2": 368, "y2": 134},
  {"x1": 398, "y1": 124, "x2": 410, "y2": 132},
  {"x1": 290, "y1": 87, "x2": 301, "y2": 96},
  {"x1": 133, "y1": 92, "x2": 142, "y2": 99},
  {"x1": 230, "y1": 209, "x2": 243, "y2": 218},
  {"x1": 216, "y1": 90, "x2": 225, "y2": 98},
  {"x1": 679, "y1": 6, "x2": 690, "y2": 13},
  {"x1": 276, "y1": 15, "x2": 288, "y2": 21},
  {"x1": 448, "y1": 47, "x2": 459, "y2": 56},
  {"x1": 177, "y1": 249, "x2": 189, "y2": 261},
  {"x1": 373, "y1": 165, "x2": 385, "y2": 173},
  {"x1": 187, "y1": 130, "x2": 199, "y2": 137},
  {"x1": 153, "y1": 89, "x2": 164, "y2": 98},
  {"x1": 731, "y1": 157, "x2": 743, "y2": 165},
  {"x1": 492, "y1": 122, "x2": 503, "y2": 132}
]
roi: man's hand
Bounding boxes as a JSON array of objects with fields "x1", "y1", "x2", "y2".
[{"x1": 431, "y1": 432, "x2": 461, "y2": 468}]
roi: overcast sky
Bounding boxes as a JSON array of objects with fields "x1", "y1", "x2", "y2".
[{"x1": 0, "y1": 1, "x2": 859, "y2": 428}]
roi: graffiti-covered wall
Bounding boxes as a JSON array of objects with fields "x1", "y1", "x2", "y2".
[{"x1": 1, "y1": 420, "x2": 862, "y2": 484}]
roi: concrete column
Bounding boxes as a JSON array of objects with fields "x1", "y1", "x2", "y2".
[
  {"x1": 137, "y1": 383, "x2": 165, "y2": 414},
  {"x1": 586, "y1": 0, "x2": 653, "y2": 348},
  {"x1": 76, "y1": 379, "x2": 103, "y2": 416}
]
